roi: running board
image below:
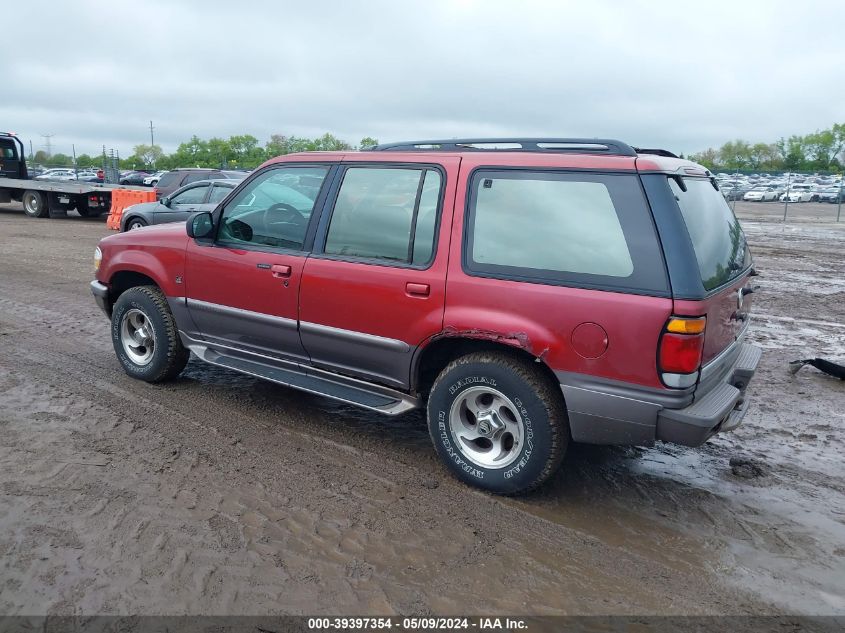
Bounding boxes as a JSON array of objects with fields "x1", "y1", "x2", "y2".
[{"x1": 183, "y1": 337, "x2": 419, "y2": 416}]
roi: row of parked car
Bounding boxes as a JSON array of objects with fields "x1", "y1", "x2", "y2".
[
  {"x1": 30, "y1": 166, "x2": 249, "y2": 189},
  {"x1": 716, "y1": 172, "x2": 844, "y2": 203}
]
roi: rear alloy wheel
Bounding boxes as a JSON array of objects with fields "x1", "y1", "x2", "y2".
[
  {"x1": 427, "y1": 352, "x2": 568, "y2": 495},
  {"x1": 126, "y1": 217, "x2": 148, "y2": 231},
  {"x1": 22, "y1": 190, "x2": 47, "y2": 218}
]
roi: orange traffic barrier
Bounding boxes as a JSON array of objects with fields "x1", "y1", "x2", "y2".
[{"x1": 106, "y1": 189, "x2": 157, "y2": 230}]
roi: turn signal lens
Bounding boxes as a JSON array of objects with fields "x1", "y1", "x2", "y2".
[
  {"x1": 94, "y1": 246, "x2": 102, "y2": 271},
  {"x1": 666, "y1": 316, "x2": 706, "y2": 334}
]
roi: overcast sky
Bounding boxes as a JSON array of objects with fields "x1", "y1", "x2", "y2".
[{"x1": 3, "y1": 0, "x2": 844, "y2": 159}]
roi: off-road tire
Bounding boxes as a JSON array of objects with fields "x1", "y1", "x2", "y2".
[
  {"x1": 111, "y1": 286, "x2": 189, "y2": 382},
  {"x1": 22, "y1": 190, "x2": 48, "y2": 218},
  {"x1": 427, "y1": 351, "x2": 568, "y2": 495}
]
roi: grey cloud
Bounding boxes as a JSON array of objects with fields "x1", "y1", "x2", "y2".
[{"x1": 3, "y1": 0, "x2": 844, "y2": 158}]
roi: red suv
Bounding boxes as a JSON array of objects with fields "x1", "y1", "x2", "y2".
[{"x1": 91, "y1": 139, "x2": 761, "y2": 494}]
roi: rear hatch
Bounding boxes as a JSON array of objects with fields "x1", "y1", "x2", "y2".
[{"x1": 667, "y1": 177, "x2": 754, "y2": 364}]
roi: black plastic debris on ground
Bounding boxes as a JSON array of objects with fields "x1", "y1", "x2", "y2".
[{"x1": 788, "y1": 358, "x2": 845, "y2": 380}]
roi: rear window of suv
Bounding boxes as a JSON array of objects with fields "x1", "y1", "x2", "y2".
[
  {"x1": 669, "y1": 177, "x2": 751, "y2": 291},
  {"x1": 464, "y1": 170, "x2": 669, "y2": 295}
]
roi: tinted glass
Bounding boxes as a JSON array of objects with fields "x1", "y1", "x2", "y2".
[
  {"x1": 218, "y1": 166, "x2": 329, "y2": 250},
  {"x1": 207, "y1": 184, "x2": 233, "y2": 203},
  {"x1": 325, "y1": 167, "x2": 441, "y2": 264},
  {"x1": 412, "y1": 170, "x2": 441, "y2": 264},
  {"x1": 183, "y1": 171, "x2": 211, "y2": 184},
  {"x1": 156, "y1": 172, "x2": 180, "y2": 189},
  {"x1": 465, "y1": 170, "x2": 668, "y2": 294},
  {"x1": 471, "y1": 176, "x2": 632, "y2": 276},
  {"x1": 171, "y1": 185, "x2": 209, "y2": 205},
  {"x1": 670, "y1": 177, "x2": 751, "y2": 291}
]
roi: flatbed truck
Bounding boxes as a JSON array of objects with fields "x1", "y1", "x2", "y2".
[{"x1": 0, "y1": 132, "x2": 138, "y2": 218}]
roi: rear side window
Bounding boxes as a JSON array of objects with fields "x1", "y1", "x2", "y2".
[
  {"x1": 171, "y1": 185, "x2": 209, "y2": 205},
  {"x1": 465, "y1": 170, "x2": 668, "y2": 294},
  {"x1": 183, "y1": 171, "x2": 210, "y2": 184},
  {"x1": 669, "y1": 178, "x2": 751, "y2": 291},
  {"x1": 156, "y1": 172, "x2": 180, "y2": 189},
  {"x1": 324, "y1": 167, "x2": 442, "y2": 265},
  {"x1": 208, "y1": 184, "x2": 233, "y2": 203}
]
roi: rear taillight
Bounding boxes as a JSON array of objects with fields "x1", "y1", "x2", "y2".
[{"x1": 659, "y1": 316, "x2": 706, "y2": 388}]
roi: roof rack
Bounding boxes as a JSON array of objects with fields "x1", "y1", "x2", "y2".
[
  {"x1": 632, "y1": 147, "x2": 679, "y2": 159},
  {"x1": 370, "y1": 138, "x2": 638, "y2": 157}
]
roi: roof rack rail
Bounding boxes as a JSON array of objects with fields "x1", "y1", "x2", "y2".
[
  {"x1": 633, "y1": 147, "x2": 679, "y2": 159},
  {"x1": 370, "y1": 138, "x2": 638, "y2": 157}
]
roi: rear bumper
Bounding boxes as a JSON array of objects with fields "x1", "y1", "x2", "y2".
[
  {"x1": 558, "y1": 342, "x2": 762, "y2": 447},
  {"x1": 656, "y1": 344, "x2": 761, "y2": 446},
  {"x1": 90, "y1": 280, "x2": 111, "y2": 318}
]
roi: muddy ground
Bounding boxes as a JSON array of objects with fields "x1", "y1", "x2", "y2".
[{"x1": 0, "y1": 201, "x2": 843, "y2": 616}]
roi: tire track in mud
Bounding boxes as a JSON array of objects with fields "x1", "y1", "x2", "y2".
[{"x1": 0, "y1": 235, "x2": 773, "y2": 615}]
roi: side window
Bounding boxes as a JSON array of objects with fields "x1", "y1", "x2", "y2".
[
  {"x1": 171, "y1": 185, "x2": 209, "y2": 205},
  {"x1": 324, "y1": 167, "x2": 442, "y2": 265},
  {"x1": 183, "y1": 172, "x2": 210, "y2": 184},
  {"x1": 218, "y1": 166, "x2": 329, "y2": 250},
  {"x1": 465, "y1": 170, "x2": 669, "y2": 293},
  {"x1": 156, "y1": 172, "x2": 180, "y2": 189},
  {"x1": 207, "y1": 184, "x2": 232, "y2": 204}
]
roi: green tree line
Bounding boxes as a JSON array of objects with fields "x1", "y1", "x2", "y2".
[
  {"x1": 689, "y1": 123, "x2": 845, "y2": 172},
  {"x1": 31, "y1": 132, "x2": 380, "y2": 170}
]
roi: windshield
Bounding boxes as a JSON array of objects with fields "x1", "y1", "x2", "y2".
[{"x1": 669, "y1": 177, "x2": 752, "y2": 291}]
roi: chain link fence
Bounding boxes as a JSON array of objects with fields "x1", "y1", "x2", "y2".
[{"x1": 715, "y1": 169, "x2": 843, "y2": 222}]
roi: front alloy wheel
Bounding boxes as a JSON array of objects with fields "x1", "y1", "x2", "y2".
[{"x1": 120, "y1": 308, "x2": 156, "y2": 365}]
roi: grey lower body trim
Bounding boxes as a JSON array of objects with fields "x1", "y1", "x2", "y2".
[
  {"x1": 557, "y1": 342, "x2": 762, "y2": 447},
  {"x1": 90, "y1": 280, "x2": 110, "y2": 318},
  {"x1": 179, "y1": 331, "x2": 419, "y2": 416},
  {"x1": 299, "y1": 321, "x2": 412, "y2": 389},
  {"x1": 300, "y1": 321, "x2": 410, "y2": 352},
  {"x1": 188, "y1": 298, "x2": 297, "y2": 330}
]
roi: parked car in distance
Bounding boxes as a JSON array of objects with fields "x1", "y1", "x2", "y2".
[
  {"x1": 780, "y1": 185, "x2": 818, "y2": 202},
  {"x1": 154, "y1": 168, "x2": 247, "y2": 199},
  {"x1": 120, "y1": 179, "x2": 238, "y2": 231},
  {"x1": 743, "y1": 188, "x2": 780, "y2": 202},
  {"x1": 818, "y1": 187, "x2": 844, "y2": 203},
  {"x1": 119, "y1": 171, "x2": 151, "y2": 186},
  {"x1": 34, "y1": 168, "x2": 77, "y2": 181},
  {"x1": 91, "y1": 138, "x2": 761, "y2": 495},
  {"x1": 722, "y1": 186, "x2": 753, "y2": 201},
  {"x1": 143, "y1": 170, "x2": 167, "y2": 186}
]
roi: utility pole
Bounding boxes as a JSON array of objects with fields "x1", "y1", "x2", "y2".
[
  {"x1": 29, "y1": 139, "x2": 33, "y2": 161},
  {"x1": 149, "y1": 120, "x2": 156, "y2": 168},
  {"x1": 40, "y1": 133, "x2": 55, "y2": 159}
]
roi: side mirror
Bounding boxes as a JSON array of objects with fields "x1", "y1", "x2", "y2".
[
  {"x1": 161, "y1": 196, "x2": 172, "y2": 207},
  {"x1": 187, "y1": 212, "x2": 214, "y2": 239}
]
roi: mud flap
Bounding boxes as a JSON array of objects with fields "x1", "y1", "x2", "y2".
[{"x1": 47, "y1": 192, "x2": 68, "y2": 218}]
